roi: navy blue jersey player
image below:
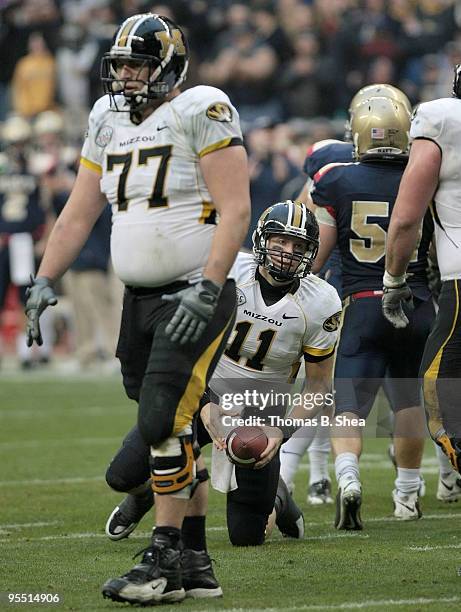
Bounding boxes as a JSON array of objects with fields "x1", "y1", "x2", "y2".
[
  {"x1": 280, "y1": 85, "x2": 414, "y2": 504},
  {"x1": 311, "y1": 96, "x2": 435, "y2": 529},
  {"x1": 0, "y1": 117, "x2": 46, "y2": 310}
]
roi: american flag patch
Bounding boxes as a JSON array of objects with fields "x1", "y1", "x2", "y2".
[{"x1": 371, "y1": 127, "x2": 385, "y2": 139}]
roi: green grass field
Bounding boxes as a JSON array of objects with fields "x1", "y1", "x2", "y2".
[{"x1": 1, "y1": 375, "x2": 460, "y2": 611}]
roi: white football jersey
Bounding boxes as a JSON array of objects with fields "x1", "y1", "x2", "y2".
[
  {"x1": 81, "y1": 86, "x2": 243, "y2": 286},
  {"x1": 410, "y1": 98, "x2": 461, "y2": 280},
  {"x1": 210, "y1": 252, "x2": 341, "y2": 397}
]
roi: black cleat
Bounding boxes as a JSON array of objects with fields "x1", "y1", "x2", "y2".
[
  {"x1": 335, "y1": 487, "x2": 363, "y2": 530},
  {"x1": 101, "y1": 534, "x2": 185, "y2": 605},
  {"x1": 275, "y1": 477, "x2": 305, "y2": 539},
  {"x1": 307, "y1": 478, "x2": 333, "y2": 505},
  {"x1": 105, "y1": 489, "x2": 154, "y2": 541},
  {"x1": 181, "y1": 549, "x2": 223, "y2": 599}
]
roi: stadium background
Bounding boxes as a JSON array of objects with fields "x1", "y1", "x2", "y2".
[{"x1": 1, "y1": 1, "x2": 461, "y2": 610}]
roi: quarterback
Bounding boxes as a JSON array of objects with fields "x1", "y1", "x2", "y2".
[
  {"x1": 24, "y1": 13, "x2": 250, "y2": 606},
  {"x1": 104, "y1": 200, "x2": 341, "y2": 548}
]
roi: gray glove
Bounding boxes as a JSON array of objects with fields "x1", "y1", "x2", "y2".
[
  {"x1": 162, "y1": 279, "x2": 222, "y2": 345},
  {"x1": 382, "y1": 283, "x2": 413, "y2": 329},
  {"x1": 25, "y1": 276, "x2": 58, "y2": 346}
]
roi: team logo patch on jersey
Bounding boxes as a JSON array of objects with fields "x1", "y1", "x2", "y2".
[
  {"x1": 206, "y1": 103, "x2": 232, "y2": 122},
  {"x1": 236, "y1": 287, "x2": 246, "y2": 306},
  {"x1": 95, "y1": 124, "x2": 114, "y2": 148},
  {"x1": 323, "y1": 311, "x2": 341, "y2": 332}
]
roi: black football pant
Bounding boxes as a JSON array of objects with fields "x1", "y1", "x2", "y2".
[
  {"x1": 106, "y1": 416, "x2": 280, "y2": 546},
  {"x1": 116, "y1": 280, "x2": 236, "y2": 446},
  {"x1": 420, "y1": 280, "x2": 461, "y2": 440}
]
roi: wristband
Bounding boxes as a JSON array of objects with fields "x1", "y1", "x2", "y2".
[{"x1": 383, "y1": 270, "x2": 406, "y2": 288}]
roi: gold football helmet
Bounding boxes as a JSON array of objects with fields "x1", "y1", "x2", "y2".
[
  {"x1": 344, "y1": 83, "x2": 411, "y2": 141},
  {"x1": 349, "y1": 83, "x2": 412, "y2": 115},
  {"x1": 351, "y1": 96, "x2": 410, "y2": 161}
]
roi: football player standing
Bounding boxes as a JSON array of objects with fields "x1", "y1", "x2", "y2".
[
  {"x1": 384, "y1": 65, "x2": 461, "y2": 479},
  {"x1": 280, "y1": 85, "x2": 417, "y2": 504},
  {"x1": 24, "y1": 13, "x2": 250, "y2": 606},
  {"x1": 311, "y1": 96, "x2": 435, "y2": 528}
]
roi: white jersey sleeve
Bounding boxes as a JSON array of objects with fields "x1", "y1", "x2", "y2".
[
  {"x1": 410, "y1": 98, "x2": 461, "y2": 280},
  {"x1": 295, "y1": 276, "x2": 342, "y2": 361},
  {"x1": 80, "y1": 95, "x2": 112, "y2": 174},
  {"x1": 170, "y1": 85, "x2": 243, "y2": 158}
]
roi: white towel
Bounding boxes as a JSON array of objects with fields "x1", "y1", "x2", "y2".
[{"x1": 211, "y1": 444, "x2": 238, "y2": 493}]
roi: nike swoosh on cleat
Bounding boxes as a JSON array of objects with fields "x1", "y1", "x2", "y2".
[
  {"x1": 282, "y1": 314, "x2": 298, "y2": 319},
  {"x1": 441, "y1": 481, "x2": 454, "y2": 491},
  {"x1": 397, "y1": 502, "x2": 416, "y2": 512}
]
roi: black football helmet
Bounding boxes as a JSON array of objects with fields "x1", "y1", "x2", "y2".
[
  {"x1": 101, "y1": 13, "x2": 189, "y2": 113},
  {"x1": 253, "y1": 200, "x2": 319, "y2": 281}
]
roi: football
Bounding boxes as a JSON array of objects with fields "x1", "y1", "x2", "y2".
[{"x1": 225, "y1": 426, "x2": 269, "y2": 469}]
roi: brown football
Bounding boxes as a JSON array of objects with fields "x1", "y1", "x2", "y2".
[{"x1": 225, "y1": 426, "x2": 269, "y2": 469}]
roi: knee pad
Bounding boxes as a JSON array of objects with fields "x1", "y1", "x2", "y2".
[{"x1": 150, "y1": 434, "x2": 195, "y2": 498}]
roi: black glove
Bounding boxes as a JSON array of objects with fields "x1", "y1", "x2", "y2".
[
  {"x1": 382, "y1": 277, "x2": 413, "y2": 329},
  {"x1": 25, "y1": 276, "x2": 58, "y2": 346},
  {"x1": 162, "y1": 279, "x2": 222, "y2": 345}
]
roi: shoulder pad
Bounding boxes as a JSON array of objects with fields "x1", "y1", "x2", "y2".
[{"x1": 172, "y1": 86, "x2": 234, "y2": 120}]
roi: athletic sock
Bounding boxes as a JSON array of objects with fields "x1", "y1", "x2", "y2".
[
  {"x1": 395, "y1": 468, "x2": 421, "y2": 495},
  {"x1": 153, "y1": 526, "x2": 182, "y2": 549},
  {"x1": 181, "y1": 516, "x2": 206, "y2": 551},
  {"x1": 335, "y1": 452, "x2": 360, "y2": 492},
  {"x1": 279, "y1": 427, "x2": 316, "y2": 488}
]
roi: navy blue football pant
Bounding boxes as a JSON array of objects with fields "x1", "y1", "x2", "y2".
[{"x1": 334, "y1": 294, "x2": 435, "y2": 419}]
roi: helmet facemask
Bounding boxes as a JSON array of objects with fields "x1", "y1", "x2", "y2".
[
  {"x1": 100, "y1": 14, "x2": 189, "y2": 117},
  {"x1": 253, "y1": 201, "x2": 320, "y2": 282},
  {"x1": 257, "y1": 232, "x2": 318, "y2": 281},
  {"x1": 101, "y1": 48, "x2": 174, "y2": 114}
]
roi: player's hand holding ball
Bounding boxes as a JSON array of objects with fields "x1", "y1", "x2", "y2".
[{"x1": 225, "y1": 425, "x2": 283, "y2": 469}]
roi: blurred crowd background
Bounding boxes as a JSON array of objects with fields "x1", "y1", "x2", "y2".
[{"x1": 1, "y1": 0, "x2": 460, "y2": 370}]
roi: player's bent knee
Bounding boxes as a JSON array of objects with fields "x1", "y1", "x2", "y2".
[
  {"x1": 105, "y1": 465, "x2": 132, "y2": 492},
  {"x1": 227, "y1": 506, "x2": 267, "y2": 546},
  {"x1": 150, "y1": 434, "x2": 195, "y2": 498},
  {"x1": 105, "y1": 450, "x2": 150, "y2": 493}
]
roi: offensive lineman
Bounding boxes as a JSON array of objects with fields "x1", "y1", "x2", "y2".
[
  {"x1": 24, "y1": 13, "x2": 250, "y2": 606},
  {"x1": 384, "y1": 65, "x2": 461, "y2": 476}
]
